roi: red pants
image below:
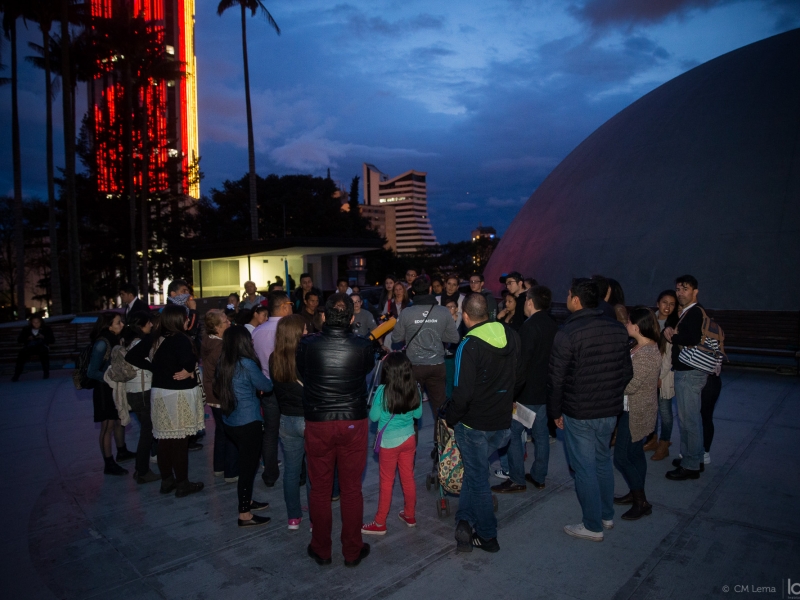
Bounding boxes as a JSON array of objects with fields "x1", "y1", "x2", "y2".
[
  {"x1": 305, "y1": 419, "x2": 367, "y2": 562},
  {"x1": 375, "y1": 435, "x2": 417, "y2": 524}
]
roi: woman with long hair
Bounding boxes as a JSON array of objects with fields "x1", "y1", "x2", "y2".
[
  {"x1": 362, "y1": 352, "x2": 423, "y2": 535},
  {"x1": 120, "y1": 312, "x2": 160, "y2": 483},
  {"x1": 649, "y1": 290, "x2": 679, "y2": 461},
  {"x1": 201, "y1": 309, "x2": 239, "y2": 483},
  {"x1": 613, "y1": 306, "x2": 662, "y2": 520},
  {"x1": 378, "y1": 275, "x2": 397, "y2": 315},
  {"x1": 496, "y1": 293, "x2": 517, "y2": 325},
  {"x1": 214, "y1": 326, "x2": 273, "y2": 527},
  {"x1": 387, "y1": 281, "x2": 410, "y2": 319},
  {"x1": 269, "y1": 314, "x2": 309, "y2": 530},
  {"x1": 126, "y1": 304, "x2": 205, "y2": 497},
  {"x1": 88, "y1": 312, "x2": 131, "y2": 475}
]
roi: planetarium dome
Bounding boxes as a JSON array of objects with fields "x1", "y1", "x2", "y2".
[{"x1": 484, "y1": 28, "x2": 800, "y2": 311}]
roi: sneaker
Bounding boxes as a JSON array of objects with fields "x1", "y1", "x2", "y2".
[
  {"x1": 398, "y1": 511, "x2": 417, "y2": 527},
  {"x1": 331, "y1": 495, "x2": 340, "y2": 502},
  {"x1": 491, "y1": 479, "x2": 526, "y2": 494},
  {"x1": 704, "y1": 452, "x2": 711, "y2": 464},
  {"x1": 455, "y1": 520, "x2": 473, "y2": 553},
  {"x1": 361, "y1": 521, "x2": 387, "y2": 535},
  {"x1": 224, "y1": 476, "x2": 239, "y2": 483},
  {"x1": 564, "y1": 523, "x2": 603, "y2": 542},
  {"x1": 213, "y1": 471, "x2": 224, "y2": 477},
  {"x1": 288, "y1": 518, "x2": 302, "y2": 530},
  {"x1": 249, "y1": 500, "x2": 269, "y2": 512},
  {"x1": 549, "y1": 436, "x2": 557, "y2": 444},
  {"x1": 134, "y1": 470, "x2": 161, "y2": 484},
  {"x1": 493, "y1": 469, "x2": 509, "y2": 480},
  {"x1": 150, "y1": 455, "x2": 158, "y2": 464},
  {"x1": 471, "y1": 532, "x2": 500, "y2": 552},
  {"x1": 238, "y1": 514, "x2": 270, "y2": 528},
  {"x1": 525, "y1": 474, "x2": 546, "y2": 489},
  {"x1": 602, "y1": 520, "x2": 614, "y2": 530},
  {"x1": 116, "y1": 449, "x2": 136, "y2": 462}
]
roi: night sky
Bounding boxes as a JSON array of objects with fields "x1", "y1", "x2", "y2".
[{"x1": 2, "y1": 0, "x2": 798, "y2": 243}]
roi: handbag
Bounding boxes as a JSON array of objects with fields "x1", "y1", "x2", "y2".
[
  {"x1": 676, "y1": 307, "x2": 726, "y2": 375},
  {"x1": 373, "y1": 413, "x2": 394, "y2": 455}
]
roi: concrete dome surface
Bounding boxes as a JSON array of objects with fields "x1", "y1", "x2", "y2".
[{"x1": 484, "y1": 29, "x2": 800, "y2": 310}]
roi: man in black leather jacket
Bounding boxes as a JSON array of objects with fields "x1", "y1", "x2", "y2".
[{"x1": 297, "y1": 293, "x2": 375, "y2": 567}]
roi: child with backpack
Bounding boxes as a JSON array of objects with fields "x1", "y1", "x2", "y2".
[{"x1": 362, "y1": 352, "x2": 423, "y2": 535}]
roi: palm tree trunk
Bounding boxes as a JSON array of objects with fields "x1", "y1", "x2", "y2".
[
  {"x1": 61, "y1": 1, "x2": 81, "y2": 313},
  {"x1": 9, "y1": 18, "x2": 26, "y2": 319},
  {"x1": 43, "y1": 25, "x2": 63, "y2": 316},
  {"x1": 241, "y1": 4, "x2": 258, "y2": 241},
  {"x1": 124, "y1": 61, "x2": 139, "y2": 287}
]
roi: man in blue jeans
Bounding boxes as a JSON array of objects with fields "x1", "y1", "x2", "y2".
[
  {"x1": 493, "y1": 285, "x2": 558, "y2": 494},
  {"x1": 548, "y1": 279, "x2": 632, "y2": 542},
  {"x1": 663, "y1": 275, "x2": 708, "y2": 480},
  {"x1": 446, "y1": 294, "x2": 522, "y2": 553}
]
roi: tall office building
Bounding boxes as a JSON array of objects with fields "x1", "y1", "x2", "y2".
[
  {"x1": 89, "y1": 0, "x2": 200, "y2": 198},
  {"x1": 362, "y1": 163, "x2": 437, "y2": 253}
]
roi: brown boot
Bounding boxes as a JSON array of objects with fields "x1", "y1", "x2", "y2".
[
  {"x1": 643, "y1": 434, "x2": 658, "y2": 452},
  {"x1": 651, "y1": 440, "x2": 670, "y2": 461}
]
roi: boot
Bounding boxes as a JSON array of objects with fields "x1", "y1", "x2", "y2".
[
  {"x1": 643, "y1": 434, "x2": 658, "y2": 452},
  {"x1": 621, "y1": 489, "x2": 652, "y2": 520},
  {"x1": 614, "y1": 491, "x2": 633, "y2": 505},
  {"x1": 651, "y1": 440, "x2": 671, "y2": 461},
  {"x1": 103, "y1": 456, "x2": 128, "y2": 476},
  {"x1": 175, "y1": 480, "x2": 204, "y2": 498}
]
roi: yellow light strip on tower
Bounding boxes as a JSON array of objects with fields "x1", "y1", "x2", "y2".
[{"x1": 184, "y1": 0, "x2": 200, "y2": 198}]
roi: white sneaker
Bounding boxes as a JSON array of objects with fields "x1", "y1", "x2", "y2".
[
  {"x1": 224, "y1": 476, "x2": 239, "y2": 483},
  {"x1": 602, "y1": 520, "x2": 614, "y2": 530},
  {"x1": 704, "y1": 452, "x2": 711, "y2": 464},
  {"x1": 564, "y1": 523, "x2": 603, "y2": 542},
  {"x1": 213, "y1": 471, "x2": 224, "y2": 477},
  {"x1": 150, "y1": 455, "x2": 158, "y2": 464},
  {"x1": 493, "y1": 469, "x2": 510, "y2": 480}
]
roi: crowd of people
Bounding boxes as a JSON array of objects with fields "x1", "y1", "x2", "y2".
[{"x1": 30, "y1": 267, "x2": 724, "y2": 565}]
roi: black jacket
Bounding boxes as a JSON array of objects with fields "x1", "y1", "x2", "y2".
[
  {"x1": 670, "y1": 304, "x2": 704, "y2": 372},
  {"x1": 126, "y1": 333, "x2": 198, "y2": 390},
  {"x1": 446, "y1": 321, "x2": 523, "y2": 431},
  {"x1": 515, "y1": 311, "x2": 558, "y2": 407},
  {"x1": 124, "y1": 298, "x2": 150, "y2": 321},
  {"x1": 18, "y1": 324, "x2": 55, "y2": 347},
  {"x1": 296, "y1": 325, "x2": 375, "y2": 422},
  {"x1": 547, "y1": 308, "x2": 633, "y2": 421}
]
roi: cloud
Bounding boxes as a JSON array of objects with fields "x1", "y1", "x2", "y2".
[
  {"x1": 571, "y1": 0, "x2": 729, "y2": 27},
  {"x1": 269, "y1": 132, "x2": 438, "y2": 171},
  {"x1": 453, "y1": 202, "x2": 478, "y2": 211},
  {"x1": 482, "y1": 156, "x2": 560, "y2": 172},
  {"x1": 486, "y1": 197, "x2": 527, "y2": 208},
  {"x1": 410, "y1": 45, "x2": 456, "y2": 61},
  {"x1": 347, "y1": 12, "x2": 445, "y2": 37}
]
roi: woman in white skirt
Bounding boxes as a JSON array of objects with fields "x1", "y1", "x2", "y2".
[{"x1": 126, "y1": 304, "x2": 205, "y2": 497}]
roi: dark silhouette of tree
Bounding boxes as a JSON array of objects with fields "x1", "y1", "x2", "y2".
[
  {"x1": 2, "y1": 0, "x2": 27, "y2": 317},
  {"x1": 216, "y1": 0, "x2": 280, "y2": 241},
  {"x1": 349, "y1": 175, "x2": 360, "y2": 223}
]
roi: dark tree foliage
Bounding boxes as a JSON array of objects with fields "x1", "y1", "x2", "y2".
[{"x1": 195, "y1": 173, "x2": 382, "y2": 242}]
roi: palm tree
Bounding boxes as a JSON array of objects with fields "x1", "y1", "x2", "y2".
[
  {"x1": 59, "y1": 0, "x2": 81, "y2": 313},
  {"x1": 27, "y1": 0, "x2": 63, "y2": 315},
  {"x1": 217, "y1": 0, "x2": 280, "y2": 241},
  {"x1": 1, "y1": 0, "x2": 28, "y2": 318}
]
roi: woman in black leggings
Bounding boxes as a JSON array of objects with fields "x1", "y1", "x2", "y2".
[
  {"x1": 214, "y1": 326, "x2": 274, "y2": 527},
  {"x1": 701, "y1": 373, "x2": 723, "y2": 464}
]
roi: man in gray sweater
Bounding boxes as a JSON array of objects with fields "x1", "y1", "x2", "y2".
[{"x1": 393, "y1": 276, "x2": 460, "y2": 449}]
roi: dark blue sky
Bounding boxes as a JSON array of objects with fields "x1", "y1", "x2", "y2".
[{"x1": 2, "y1": 0, "x2": 798, "y2": 243}]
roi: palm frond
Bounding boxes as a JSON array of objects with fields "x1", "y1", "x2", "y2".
[
  {"x1": 256, "y1": 1, "x2": 280, "y2": 35},
  {"x1": 216, "y1": 0, "x2": 241, "y2": 17}
]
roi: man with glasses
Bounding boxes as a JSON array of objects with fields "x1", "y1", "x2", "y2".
[
  {"x1": 252, "y1": 291, "x2": 294, "y2": 487},
  {"x1": 499, "y1": 271, "x2": 527, "y2": 331},
  {"x1": 468, "y1": 274, "x2": 498, "y2": 321},
  {"x1": 350, "y1": 293, "x2": 376, "y2": 337}
]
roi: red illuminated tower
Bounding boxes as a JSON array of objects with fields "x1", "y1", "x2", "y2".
[{"x1": 89, "y1": 0, "x2": 199, "y2": 198}]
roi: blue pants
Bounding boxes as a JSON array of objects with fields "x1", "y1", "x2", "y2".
[
  {"x1": 211, "y1": 407, "x2": 239, "y2": 478},
  {"x1": 674, "y1": 370, "x2": 707, "y2": 470},
  {"x1": 455, "y1": 423, "x2": 510, "y2": 540},
  {"x1": 279, "y1": 415, "x2": 310, "y2": 520},
  {"x1": 657, "y1": 396, "x2": 674, "y2": 442},
  {"x1": 563, "y1": 415, "x2": 616, "y2": 533},
  {"x1": 507, "y1": 404, "x2": 549, "y2": 485},
  {"x1": 613, "y1": 411, "x2": 647, "y2": 491}
]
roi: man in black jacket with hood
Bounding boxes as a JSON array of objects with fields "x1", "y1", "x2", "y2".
[
  {"x1": 446, "y1": 294, "x2": 522, "y2": 554},
  {"x1": 548, "y1": 278, "x2": 632, "y2": 542}
]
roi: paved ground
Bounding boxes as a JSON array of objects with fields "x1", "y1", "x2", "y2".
[{"x1": 1, "y1": 367, "x2": 798, "y2": 600}]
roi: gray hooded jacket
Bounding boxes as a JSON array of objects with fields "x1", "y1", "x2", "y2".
[{"x1": 393, "y1": 294, "x2": 460, "y2": 365}]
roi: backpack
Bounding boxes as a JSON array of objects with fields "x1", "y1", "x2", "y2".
[
  {"x1": 106, "y1": 344, "x2": 137, "y2": 383},
  {"x1": 73, "y1": 343, "x2": 97, "y2": 390},
  {"x1": 678, "y1": 307, "x2": 727, "y2": 375}
]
